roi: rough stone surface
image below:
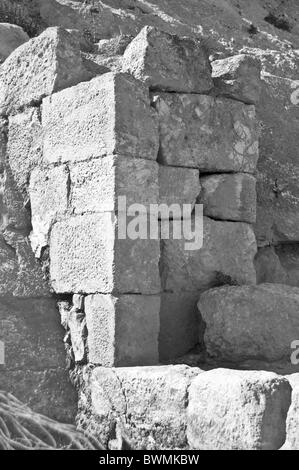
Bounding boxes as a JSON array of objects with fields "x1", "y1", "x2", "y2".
[
  {"x1": 159, "y1": 292, "x2": 199, "y2": 361},
  {"x1": 0, "y1": 27, "x2": 92, "y2": 115},
  {"x1": 212, "y1": 54, "x2": 262, "y2": 104},
  {"x1": 84, "y1": 365, "x2": 202, "y2": 449},
  {"x1": 50, "y1": 213, "x2": 161, "y2": 295},
  {"x1": 161, "y1": 216, "x2": 256, "y2": 294},
  {"x1": 283, "y1": 374, "x2": 299, "y2": 449},
  {"x1": 198, "y1": 284, "x2": 299, "y2": 362},
  {"x1": 42, "y1": 72, "x2": 158, "y2": 164},
  {"x1": 85, "y1": 294, "x2": 160, "y2": 366},
  {"x1": 199, "y1": 173, "x2": 256, "y2": 223},
  {"x1": 152, "y1": 93, "x2": 259, "y2": 172},
  {"x1": 122, "y1": 26, "x2": 213, "y2": 93},
  {"x1": 187, "y1": 368, "x2": 291, "y2": 450},
  {"x1": 0, "y1": 23, "x2": 29, "y2": 63},
  {"x1": 159, "y1": 166, "x2": 200, "y2": 212},
  {"x1": 255, "y1": 246, "x2": 288, "y2": 285},
  {"x1": 70, "y1": 155, "x2": 159, "y2": 215}
]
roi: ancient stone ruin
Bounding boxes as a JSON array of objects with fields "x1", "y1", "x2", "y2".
[{"x1": 0, "y1": 0, "x2": 299, "y2": 451}]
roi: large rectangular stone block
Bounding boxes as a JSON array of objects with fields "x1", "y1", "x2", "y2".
[
  {"x1": 152, "y1": 93, "x2": 259, "y2": 172},
  {"x1": 85, "y1": 294, "x2": 160, "y2": 366},
  {"x1": 49, "y1": 213, "x2": 161, "y2": 294},
  {"x1": 43, "y1": 72, "x2": 159, "y2": 164},
  {"x1": 69, "y1": 155, "x2": 159, "y2": 215},
  {"x1": 159, "y1": 166, "x2": 200, "y2": 211}
]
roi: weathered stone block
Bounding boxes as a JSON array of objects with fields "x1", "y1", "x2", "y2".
[
  {"x1": 0, "y1": 27, "x2": 91, "y2": 115},
  {"x1": 159, "y1": 166, "x2": 200, "y2": 212},
  {"x1": 199, "y1": 173, "x2": 256, "y2": 223},
  {"x1": 0, "y1": 23, "x2": 29, "y2": 63},
  {"x1": 122, "y1": 26, "x2": 213, "y2": 93},
  {"x1": 70, "y1": 155, "x2": 159, "y2": 215},
  {"x1": 29, "y1": 165, "x2": 69, "y2": 256},
  {"x1": 212, "y1": 54, "x2": 262, "y2": 104},
  {"x1": 161, "y1": 216, "x2": 256, "y2": 294},
  {"x1": 159, "y1": 292, "x2": 199, "y2": 361},
  {"x1": 187, "y1": 369, "x2": 291, "y2": 450},
  {"x1": 255, "y1": 246, "x2": 287, "y2": 284},
  {"x1": 86, "y1": 365, "x2": 202, "y2": 449},
  {"x1": 198, "y1": 284, "x2": 299, "y2": 362},
  {"x1": 152, "y1": 93, "x2": 259, "y2": 172},
  {"x1": 43, "y1": 72, "x2": 158, "y2": 164},
  {"x1": 85, "y1": 294, "x2": 160, "y2": 366},
  {"x1": 284, "y1": 374, "x2": 299, "y2": 449},
  {"x1": 49, "y1": 213, "x2": 160, "y2": 294}
]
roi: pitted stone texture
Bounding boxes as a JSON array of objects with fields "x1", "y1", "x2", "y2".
[
  {"x1": 70, "y1": 156, "x2": 159, "y2": 215},
  {"x1": 50, "y1": 213, "x2": 160, "y2": 295},
  {"x1": 159, "y1": 292, "x2": 199, "y2": 361},
  {"x1": 43, "y1": 72, "x2": 158, "y2": 164},
  {"x1": 29, "y1": 165, "x2": 69, "y2": 257},
  {"x1": 7, "y1": 108, "x2": 43, "y2": 198},
  {"x1": 212, "y1": 54, "x2": 262, "y2": 105},
  {"x1": 0, "y1": 23, "x2": 29, "y2": 63},
  {"x1": 87, "y1": 365, "x2": 202, "y2": 449},
  {"x1": 283, "y1": 374, "x2": 299, "y2": 449},
  {"x1": 187, "y1": 369, "x2": 291, "y2": 450},
  {"x1": 159, "y1": 166, "x2": 200, "y2": 213},
  {"x1": 152, "y1": 93, "x2": 259, "y2": 172},
  {"x1": 161, "y1": 216, "x2": 256, "y2": 294},
  {"x1": 198, "y1": 284, "x2": 299, "y2": 362},
  {"x1": 85, "y1": 294, "x2": 160, "y2": 366},
  {"x1": 199, "y1": 173, "x2": 256, "y2": 223},
  {"x1": 122, "y1": 26, "x2": 213, "y2": 93},
  {"x1": 0, "y1": 27, "x2": 91, "y2": 115}
]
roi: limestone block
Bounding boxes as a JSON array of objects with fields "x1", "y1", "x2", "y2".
[
  {"x1": 87, "y1": 365, "x2": 202, "y2": 449},
  {"x1": 159, "y1": 166, "x2": 200, "y2": 212},
  {"x1": 159, "y1": 292, "x2": 199, "y2": 361},
  {"x1": 0, "y1": 23, "x2": 29, "y2": 62},
  {"x1": 29, "y1": 165, "x2": 69, "y2": 256},
  {"x1": 284, "y1": 374, "x2": 299, "y2": 449},
  {"x1": 152, "y1": 93, "x2": 259, "y2": 172},
  {"x1": 0, "y1": 27, "x2": 91, "y2": 115},
  {"x1": 42, "y1": 72, "x2": 159, "y2": 164},
  {"x1": 85, "y1": 294, "x2": 160, "y2": 366},
  {"x1": 199, "y1": 173, "x2": 256, "y2": 223},
  {"x1": 212, "y1": 54, "x2": 262, "y2": 104},
  {"x1": 198, "y1": 284, "x2": 299, "y2": 362},
  {"x1": 69, "y1": 156, "x2": 159, "y2": 215},
  {"x1": 187, "y1": 369, "x2": 291, "y2": 450},
  {"x1": 49, "y1": 213, "x2": 160, "y2": 294},
  {"x1": 161, "y1": 216, "x2": 256, "y2": 294},
  {"x1": 122, "y1": 26, "x2": 213, "y2": 93}
]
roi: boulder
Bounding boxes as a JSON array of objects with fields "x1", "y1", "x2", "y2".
[
  {"x1": 43, "y1": 72, "x2": 158, "y2": 163},
  {"x1": 0, "y1": 23, "x2": 29, "y2": 62},
  {"x1": 199, "y1": 173, "x2": 256, "y2": 223},
  {"x1": 152, "y1": 92, "x2": 259, "y2": 172},
  {"x1": 187, "y1": 368, "x2": 291, "y2": 450},
  {"x1": 198, "y1": 284, "x2": 299, "y2": 362},
  {"x1": 0, "y1": 27, "x2": 92, "y2": 115},
  {"x1": 122, "y1": 26, "x2": 213, "y2": 93}
]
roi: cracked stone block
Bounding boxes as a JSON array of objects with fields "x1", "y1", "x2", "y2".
[
  {"x1": 49, "y1": 213, "x2": 161, "y2": 294},
  {"x1": 161, "y1": 216, "x2": 256, "y2": 294},
  {"x1": 159, "y1": 292, "x2": 199, "y2": 361},
  {"x1": 199, "y1": 173, "x2": 256, "y2": 223},
  {"x1": 85, "y1": 365, "x2": 202, "y2": 449},
  {"x1": 69, "y1": 155, "x2": 159, "y2": 215},
  {"x1": 0, "y1": 27, "x2": 92, "y2": 115},
  {"x1": 122, "y1": 26, "x2": 213, "y2": 93},
  {"x1": 198, "y1": 284, "x2": 299, "y2": 362},
  {"x1": 284, "y1": 374, "x2": 299, "y2": 449},
  {"x1": 212, "y1": 54, "x2": 262, "y2": 104},
  {"x1": 152, "y1": 93, "x2": 259, "y2": 172},
  {"x1": 159, "y1": 166, "x2": 200, "y2": 215},
  {"x1": 7, "y1": 108, "x2": 43, "y2": 199},
  {"x1": 43, "y1": 72, "x2": 159, "y2": 164},
  {"x1": 29, "y1": 165, "x2": 69, "y2": 256},
  {"x1": 0, "y1": 23, "x2": 29, "y2": 63},
  {"x1": 85, "y1": 294, "x2": 160, "y2": 366},
  {"x1": 187, "y1": 369, "x2": 291, "y2": 450}
]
